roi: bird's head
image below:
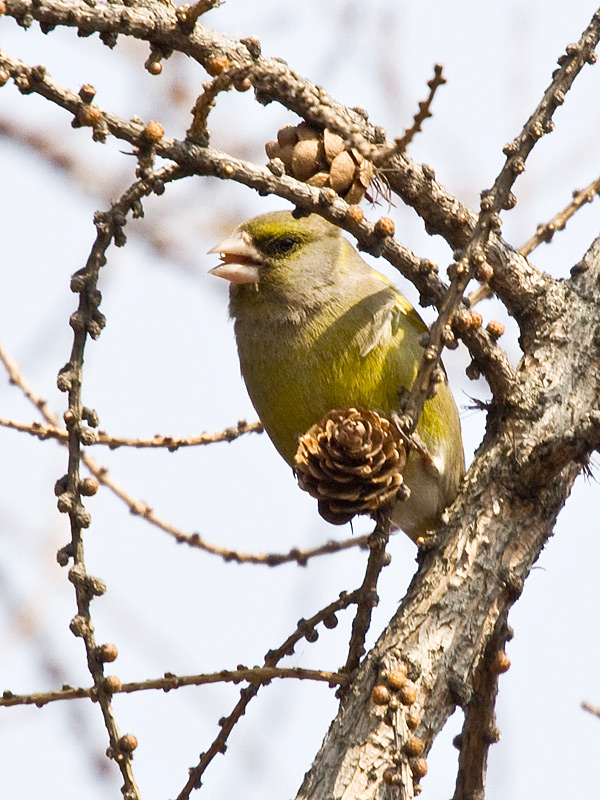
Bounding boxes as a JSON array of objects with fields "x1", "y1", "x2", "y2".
[{"x1": 209, "y1": 210, "x2": 344, "y2": 303}]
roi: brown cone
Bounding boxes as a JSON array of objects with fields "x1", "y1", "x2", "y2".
[
  {"x1": 265, "y1": 124, "x2": 374, "y2": 204},
  {"x1": 294, "y1": 408, "x2": 407, "y2": 525}
]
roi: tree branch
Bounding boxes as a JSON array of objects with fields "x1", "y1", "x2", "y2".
[
  {"x1": 451, "y1": 615, "x2": 510, "y2": 800},
  {"x1": 53, "y1": 169, "x2": 180, "y2": 800},
  {"x1": 295, "y1": 230, "x2": 600, "y2": 798},
  {"x1": 520, "y1": 173, "x2": 600, "y2": 257},
  {"x1": 341, "y1": 516, "x2": 393, "y2": 678},
  {"x1": 0, "y1": 414, "x2": 262, "y2": 449},
  {"x1": 0, "y1": 665, "x2": 348, "y2": 708}
]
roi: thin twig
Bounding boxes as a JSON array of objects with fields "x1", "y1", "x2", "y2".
[
  {"x1": 95, "y1": 419, "x2": 263, "y2": 449},
  {"x1": 0, "y1": 416, "x2": 64, "y2": 441},
  {"x1": 0, "y1": 341, "x2": 54, "y2": 418},
  {"x1": 340, "y1": 514, "x2": 392, "y2": 679},
  {"x1": 0, "y1": 665, "x2": 349, "y2": 708},
  {"x1": 469, "y1": 173, "x2": 600, "y2": 306},
  {"x1": 0, "y1": 164, "x2": 190, "y2": 799},
  {"x1": 55, "y1": 167, "x2": 187, "y2": 799},
  {"x1": 65, "y1": 456, "x2": 372, "y2": 564},
  {"x1": 176, "y1": 0, "x2": 223, "y2": 31},
  {"x1": 452, "y1": 614, "x2": 510, "y2": 800},
  {"x1": 176, "y1": 589, "x2": 360, "y2": 800},
  {"x1": 187, "y1": 72, "x2": 233, "y2": 143},
  {"x1": 374, "y1": 63, "x2": 446, "y2": 163},
  {"x1": 0, "y1": 414, "x2": 262, "y2": 449},
  {"x1": 520, "y1": 174, "x2": 600, "y2": 257},
  {"x1": 582, "y1": 700, "x2": 600, "y2": 719},
  {"x1": 71, "y1": 454, "x2": 371, "y2": 564}
]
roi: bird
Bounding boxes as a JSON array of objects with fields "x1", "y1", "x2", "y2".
[{"x1": 209, "y1": 209, "x2": 464, "y2": 540}]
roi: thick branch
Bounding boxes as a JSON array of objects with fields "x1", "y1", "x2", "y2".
[{"x1": 294, "y1": 233, "x2": 600, "y2": 798}]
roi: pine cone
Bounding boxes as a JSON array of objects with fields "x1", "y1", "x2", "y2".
[
  {"x1": 294, "y1": 408, "x2": 407, "y2": 525},
  {"x1": 265, "y1": 124, "x2": 374, "y2": 204}
]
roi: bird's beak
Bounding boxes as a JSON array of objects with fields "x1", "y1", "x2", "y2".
[{"x1": 208, "y1": 231, "x2": 263, "y2": 284}]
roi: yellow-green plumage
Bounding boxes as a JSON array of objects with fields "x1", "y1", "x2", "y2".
[{"x1": 211, "y1": 210, "x2": 464, "y2": 539}]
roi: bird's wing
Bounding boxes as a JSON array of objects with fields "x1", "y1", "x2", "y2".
[{"x1": 358, "y1": 286, "x2": 426, "y2": 357}]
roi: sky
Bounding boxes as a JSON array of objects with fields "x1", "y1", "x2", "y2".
[{"x1": 1, "y1": 1, "x2": 600, "y2": 798}]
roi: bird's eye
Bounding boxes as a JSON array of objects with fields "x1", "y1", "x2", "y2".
[{"x1": 269, "y1": 236, "x2": 298, "y2": 255}]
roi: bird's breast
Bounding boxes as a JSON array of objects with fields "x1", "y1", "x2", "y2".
[{"x1": 234, "y1": 312, "x2": 406, "y2": 465}]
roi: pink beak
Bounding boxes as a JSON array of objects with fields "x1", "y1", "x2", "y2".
[{"x1": 208, "y1": 231, "x2": 263, "y2": 284}]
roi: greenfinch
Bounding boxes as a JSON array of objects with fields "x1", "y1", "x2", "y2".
[{"x1": 209, "y1": 209, "x2": 464, "y2": 539}]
